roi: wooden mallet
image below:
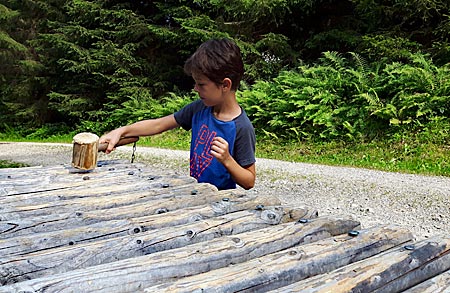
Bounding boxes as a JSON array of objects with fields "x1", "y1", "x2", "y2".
[{"x1": 71, "y1": 132, "x2": 139, "y2": 171}]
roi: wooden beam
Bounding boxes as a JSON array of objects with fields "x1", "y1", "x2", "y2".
[
  {"x1": 1, "y1": 192, "x2": 279, "y2": 254},
  {"x1": 0, "y1": 180, "x2": 215, "y2": 222},
  {"x1": 0, "y1": 194, "x2": 288, "y2": 255},
  {"x1": 402, "y1": 269, "x2": 450, "y2": 293},
  {"x1": 268, "y1": 236, "x2": 450, "y2": 293},
  {"x1": 0, "y1": 205, "x2": 309, "y2": 284},
  {"x1": 1, "y1": 174, "x2": 194, "y2": 206},
  {"x1": 0, "y1": 216, "x2": 359, "y2": 292},
  {"x1": 143, "y1": 225, "x2": 413, "y2": 292},
  {"x1": 0, "y1": 183, "x2": 219, "y2": 239},
  {"x1": 0, "y1": 162, "x2": 148, "y2": 196},
  {"x1": 0, "y1": 167, "x2": 195, "y2": 205}
]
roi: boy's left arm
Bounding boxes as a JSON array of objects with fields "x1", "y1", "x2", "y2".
[{"x1": 210, "y1": 137, "x2": 256, "y2": 190}]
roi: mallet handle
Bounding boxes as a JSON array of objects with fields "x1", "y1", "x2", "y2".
[{"x1": 98, "y1": 136, "x2": 139, "y2": 152}]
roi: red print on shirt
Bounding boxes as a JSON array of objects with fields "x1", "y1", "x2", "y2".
[{"x1": 190, "y1": 124, "x2": 216, "y2": 179}]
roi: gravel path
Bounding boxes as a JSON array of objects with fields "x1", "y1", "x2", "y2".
[{"x1": 1, "y1": 141, "x2": 449, "y2": 241}]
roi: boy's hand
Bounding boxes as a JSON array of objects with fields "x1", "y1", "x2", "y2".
[
  {"x1": 99, "y1": 129, "x2": 122, "y2": 154},
  {"x1": 210, "y1": 136, "x2": 231, "y2": 163}
]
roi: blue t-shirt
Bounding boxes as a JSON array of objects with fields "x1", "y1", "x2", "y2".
[{"x1": 174, "y1": 100, "x2": 256, "y2": 190}]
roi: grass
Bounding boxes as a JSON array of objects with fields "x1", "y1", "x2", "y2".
[
  {"x1": 256, "y1": 140, "x2": 450, "y2": 177},
  {"x1": 0, "y1": 160, "x2": 29, "y2": 168},
  {"x1": 1, "y1": 128, "x2": 448, "y2": 176}
]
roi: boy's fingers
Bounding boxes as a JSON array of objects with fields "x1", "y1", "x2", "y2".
[
  {"x1": 213, "y1": 136, "x2": 226, "y2": 143},
  {"x1": 212, "y1": 137, "x2": 229, "y2": 148},
  {"x1": 106, "y1": 142, "x2": 116, "y2": 154},
  {"x1": 212, "y1": 142, "x2": 226, "y2": 152}
]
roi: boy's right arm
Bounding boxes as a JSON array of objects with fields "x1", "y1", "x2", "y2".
[{"x1": 99, "y1": 114, "x2": 179, "y2": 154}]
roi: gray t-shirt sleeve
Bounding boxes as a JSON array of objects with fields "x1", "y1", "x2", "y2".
[
  {"x1": 174, "y1": 100, "x2": 205, "y2": 131},
  {"x1": 233, "y1": 110, "x2": 256, "y2": 167}
]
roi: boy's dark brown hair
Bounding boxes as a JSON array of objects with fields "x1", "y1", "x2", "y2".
[{"x1": 184, "y1": 38, "x2": 244, "y2": 91}]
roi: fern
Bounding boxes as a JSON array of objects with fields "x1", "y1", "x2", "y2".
[{"x1": 320, "y1": 51, "x2": 346, "y2": 72}]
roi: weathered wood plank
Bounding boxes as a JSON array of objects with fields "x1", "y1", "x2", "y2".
[
  {"x1": 0, "y1": 180, "x2": 214, "y2": 221},
  {"x1": 0, "y1": 194, "x2": 286, "y2": 254},
  {"x1": 0, "y1": 171, "x2": 197, "y2": 208},
  {"x1": 267, "y1": 236, "x2": 450, "y2": 293},
  {"x1": 0, "y1": 188, "x2": 246, "y2": 239},
  {"x1": 0, "y1": 215, "x2": 360, "y2": 292},
  {"x1": 1, "y1": 169, "x2": 199, "y2": 204},
  {"x1": 0, "y1": 205, "x2": 308, "y2": 284},
  {"x1": 0, "y1": 171, "x2": 196, "y2": 206},
  {"x1": 0, "y1": 179, "x2": 217, "y2": 221},
  {"x1": 0, "y1": 160, "x2": 143, "y2": 179},
  {"x1": 143, "y1": 225, "x2": 413, "y2": 293},
  {"x1": 403, "y1": 269, "x2": 450, "y2": 293},
  {"x1": 0, "y1": 191, "x2": 266, "y2": 253},
  {"x1": 0, "y1": 161, "x2": 147, "y2": 196}
]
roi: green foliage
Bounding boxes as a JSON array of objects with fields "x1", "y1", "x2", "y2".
[
  {"x1": 0, "y1": 0, "x2": 64, "y2": 129},
  {"x1": 107, "y1": 91, "x2": 196, "y2": 130},
  {"x1": 31, "y1": 1, "x2": 159, "y2": 126},
  {"x1": 0, "y1": 160, "x2": 29, "y2": 168},
  {"x1": 359, "y1": 35, "x2": 422, "y2": 62},
  {"x1": 239, "y1": 51, "x2": 450, "y2": 142},
  {"x1": 1, "y1": 0, "x2": 450, "y2": 148},
  {"x1": 373, "y1": 53, "x2": 450, "y2": 125},
  {"x1": 24, "y1": 123, "x2": 73, "y2": 139}
]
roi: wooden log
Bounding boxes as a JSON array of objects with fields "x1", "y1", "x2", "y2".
[
  {"x1": 0, "y1": 159, "x2": 140, "y2": 178},
  {"x1": 0, "y1": 171, "x2": 188, "y2": 205},
  {"x1": 0, "y1": 161, "x2": 195, "y2": 202},
  {"x1": 0, "y1": 169, "x2": 194, "y2": 206},
  {"x1": 0, "y1": 205, "x2": 307, "y2": 284},
  {"x1": 0, "y1": 187, "x2": 240, "y2": 239},
  {"x1": 0, "y1": 194, "x2": 285, "y2": 255},
  {"x1": 268, "y1": 236, "x2": 450, "y2": 293},
  {"x1": 0, "y1": 215, "x2": 360, "y2": 292},
  {"x1": 144, "y1": 225, "x2": 413, "y2": 293},
  {"x1": 0, "y1": 175, "x2": 201, "y2": 217},
  {"x1": 402, "y1": 269, "x2": 450, "y2": 293},
  {"x1": 0, "y1": 188, "x2": 246, "y2": 251},
  {"x1": 0, "y1": 161, "x2": 148, "y2": 196},
  {"x1": 0, "y1": 179, "x2": 213, "y2": 222}
]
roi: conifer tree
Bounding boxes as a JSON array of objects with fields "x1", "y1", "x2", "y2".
[{"x1": 0, "y1": 0, "x2": 65, "y2": 130}]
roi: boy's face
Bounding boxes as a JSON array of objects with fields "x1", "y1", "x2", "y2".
[{"x1": 192, "y1": 73, "x2": 224, "y2": 107}]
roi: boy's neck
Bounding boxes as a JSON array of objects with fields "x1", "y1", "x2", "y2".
[{"x1": 213, "y1": 93, "x2": 241, "y2": 121}]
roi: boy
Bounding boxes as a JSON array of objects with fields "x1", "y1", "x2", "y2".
[{"x1": 99, "y1": 38, "x2": 256, "y2": 190}]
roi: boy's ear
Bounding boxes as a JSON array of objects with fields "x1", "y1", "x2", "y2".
[{"x1": 222, "y1": 78, "x2": 232, "y2": 91}]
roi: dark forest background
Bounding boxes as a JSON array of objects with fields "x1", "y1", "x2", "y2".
[{"x1": 1, "y1": 0, "x2": 449, "y2": 144}]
